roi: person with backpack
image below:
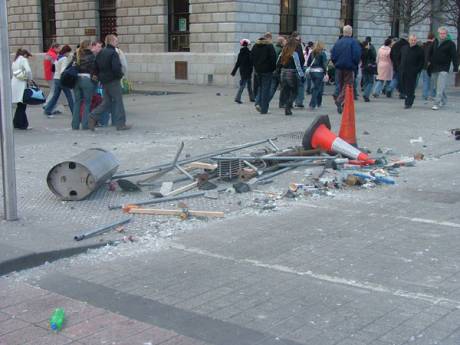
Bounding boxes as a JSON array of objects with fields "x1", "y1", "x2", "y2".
[
  {"x1": 89, "y1": 34, "x2": 131, "y2": 130},
  {"x1": 306, "y1": 41, "x2": 328, "y2": 110},
  {"x1": 71, "y1": 40, "x2": 97, "y2": 130},
  {"x1": 43, "y1": 45, "x2": 74, "y2": 117},
  {"x1": 231, "y1": 39, "x2": 254, "y2": 104}
]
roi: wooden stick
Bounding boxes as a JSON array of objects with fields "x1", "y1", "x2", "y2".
[
  {"x1": 164, "y1": 181, "x2": 198, "y2": 197},
  {"x1": 184, "y1": 162, "x2": 218, "y2": 171}
]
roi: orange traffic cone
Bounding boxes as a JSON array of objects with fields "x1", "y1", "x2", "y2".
[
  {"x1": 302, "y1": 115, "x2": 374, "y2": 163},
  {"x1": 339, "y1": 85, "x2": 357, "y2": 146}
]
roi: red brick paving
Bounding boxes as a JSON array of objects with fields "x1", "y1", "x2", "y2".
[{"x1": 0, "y1": 277, "x2": 212, "y2": 345}]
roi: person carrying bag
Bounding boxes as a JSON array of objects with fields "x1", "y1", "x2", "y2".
[{"x1": 11, "y1": 49, "x2": 33, "y2": 130}]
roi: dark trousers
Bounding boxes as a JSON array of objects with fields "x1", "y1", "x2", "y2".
[
  {"x1": 401, "y1": 72, "x2": 418, "y2": 106},
  {"x1": 280, "y1": 69, "x2": 298, "y2": 111},
  {"x1": 13, "y1": 102, "x2": 28, "y2": 129},
  {"x1": 336, "y1": 69, "x2": 354, "y2": 105},
  {"x1": 91, "y1": 80, "x2": 126, "y2": 127},
  {"x1": 43, "y1": 79, "x2": 74, "y2": 115},
  {"x1": 309, "y1": 72, "x2": 324, "y2": 108},
  {"x1": 235, "y1": 78, "x2": 254, "y2": 102},
  {"x1": 255, "y1": 72, "x2": 273, "y2": 114}
]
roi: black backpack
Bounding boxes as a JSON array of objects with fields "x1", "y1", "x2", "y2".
[{"x1": 60, "y1": 61, "x2": 78, "y2": 89}]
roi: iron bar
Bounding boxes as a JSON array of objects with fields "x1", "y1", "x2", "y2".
[
  {"x1": 74, "y1": 218, "x2": 132, "y2": 241},
  {"x1": 112, "y1": 138, "x2": 277, "y2": 179}
]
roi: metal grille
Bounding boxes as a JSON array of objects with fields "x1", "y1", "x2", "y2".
[
  {"x1": 279, "y1": 0, "x2": 297, "y2": 35},
  {"x1": 41, "y1": 0, "x2": 56, "y2": 51},
  {"x1": 168, "y1": 0, "x2": 190, "y2": 52},
  {"x1": 217, "y1": 159, "x2": 242, "y2": 181},
  {"x1": 99, "y1": 0, "x2": 117, "y2": 42}
]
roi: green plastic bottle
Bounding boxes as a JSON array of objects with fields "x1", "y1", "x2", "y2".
[{"x1": 49, "y1": 308, "x2": 65, "y2": 331}]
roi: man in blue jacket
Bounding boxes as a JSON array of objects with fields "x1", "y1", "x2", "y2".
[{"x1": 331, "y1": 25, "x2": 361, "y2": 113}]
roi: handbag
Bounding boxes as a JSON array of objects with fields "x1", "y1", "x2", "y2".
[
  {"x1": 23, "y1": 80, "x2": 46, "y2": 105},
  {"x1": 13, "y1": 68, "x2": 27, "y2": 81},
  {"x1": 305, "y1": 56, "x2": 317, "y2": 76},
  {"x1": 60, "y1": 62, "x2": 78, "y2": 89},
  {"x1": 121, "y1": 77, "x2": 132, "y2": 94}
]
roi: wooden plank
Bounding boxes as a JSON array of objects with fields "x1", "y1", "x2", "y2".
[{"x1": 164, "y1": 181, "x2": 198, "y2": 197}]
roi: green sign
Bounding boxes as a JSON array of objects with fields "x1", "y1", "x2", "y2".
[{"x1": 178, "y1": 17, "x2": 187, "y2": 32}]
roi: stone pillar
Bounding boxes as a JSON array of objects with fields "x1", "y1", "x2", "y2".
[
  {"x1": 116, "y1": 0, "x2": 168, "y2": 53},
  {"x1": 55, "y1": 0, "x2": 98, "y2": 47},
  {"x1": 7, "y1": 0, "x2": 42, "y2": 53}
]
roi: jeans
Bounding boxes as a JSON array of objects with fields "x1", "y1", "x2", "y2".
[
  {"x1": 362, "y1": 72, "x2": 375, "y2": 98},
  {"x1": 295, "y1": 74, "x2": 305, "y2": 106},
  {"x1": 235, "y1": 78, "x2": 254, "y2": 102},
  {"x1": 336, "y1": 69, "x2": 354, "y2": 105},
  {"x1": 388, "y1": 71, "x2": 400, "y2": 95},
  {"x1": 432, "y1": 71, "x2": 448, "y2": 107},
  {"x1": 373, "y1": 80, "x2": 390, "y2": 95},
  {"x1": 309, "y1": 72, "x2": 324, "y2": 108},
  {"x1": 13, "y1": 102, "x2": 28, "y2": 129},
  {"x1": 72, "y1": 77, "x2": 96, "y2": 129},
  {"x1": 306, "y1": 74, "x2": 312, "y2": 94},
  {"x1": 280, "y1": 69, "x2": 298, "y2": 110},
  {"x1": 255, "y1": 72, "x2": 273, "y2": 113},
  {"x1": 91, "y1": 80, "x2": 127, "y2": 127},
  {"x1": 421, "y1": 70, "x2": 436, "y2": 99},
  {"x1": 44, "y1": 79, "x2": 74, "y2": 115},
  {"x1": 269, "y1": 73, "x2": 280, "y2": 105}
]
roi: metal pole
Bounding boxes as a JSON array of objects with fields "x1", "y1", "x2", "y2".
[{"x1": 0, "y1": 0, "x2": 18, "y2": 221}]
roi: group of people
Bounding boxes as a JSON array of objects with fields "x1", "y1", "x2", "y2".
[
  {"x1": 11, "y1": 34, "x2": 131, "y2": 131},
  {"x1": 231, "y1": 26, "x2": 458, "y2": 115}
]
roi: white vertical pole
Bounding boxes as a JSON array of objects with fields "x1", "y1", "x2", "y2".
[{"x1": 0, "y1": 0, "x2": 18, "y2": 221}]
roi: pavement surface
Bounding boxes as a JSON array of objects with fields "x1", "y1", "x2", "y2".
[{"x1": 1, "y1": 81, "x2": 460, "y2": 344}]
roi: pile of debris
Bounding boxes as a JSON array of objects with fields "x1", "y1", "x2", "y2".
[{"x1": 46, "y1": 115, "x2": 422, "y2": 241}]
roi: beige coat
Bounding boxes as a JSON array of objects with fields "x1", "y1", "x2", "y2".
[
  {"x1": 376, "y1": 46, "x2": 393, "y2": 81},
  {"x1": 11, "y1": 56, "x2": 32, "y2": 104}
]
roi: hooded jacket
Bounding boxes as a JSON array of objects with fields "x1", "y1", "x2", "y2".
[
  {"x1": 231, "y1": 46, "x2": 253, "y2": 79},
  {"x1": 390, "y1": 38, "x2": 408, "y2": 72},
  {"x1": 43, "y1": 48, "x2": 58, "y2": 81},
  {"x1": 250, "y1": 38, "x2": 276, "y2": 74},
  {"x1": 331, "y1": 37, "x2": 362, "y2": 71},
  {"x1": 429, "y1": 38, "x2": 459, "y2": 73}
]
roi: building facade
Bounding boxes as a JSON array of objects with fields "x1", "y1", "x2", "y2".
[{"x1": 6, "y1": 0, "x2": 451, "y2": 86}]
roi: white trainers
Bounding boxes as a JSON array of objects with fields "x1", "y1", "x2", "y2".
[{"x1": 432, "y1": 105, "x2": 439, "y2": 110}]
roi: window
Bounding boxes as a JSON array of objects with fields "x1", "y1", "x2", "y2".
[
  {"x1": 280, "y1": 0, "x2": 297, "y2": 35},
  {"x1": 41, "y1": 0, "x2": 56, "y2": 51},
  {"x1": 340, "y1": 0, "x2": 354, "y2": 27},
  {"x1": 99, "y1": 0, "x2": 117, "y2": 43},
  {"x1": 168, "y1": 0, "x2": 190, "y2": 52}
]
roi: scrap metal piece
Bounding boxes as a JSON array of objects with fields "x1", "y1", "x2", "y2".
[
  {"x1": 74, "y1": 218, "x2": 131, "y2": 241},
  {"x1": 47, "y1": 148, "x2": 119, "y2": 201}
]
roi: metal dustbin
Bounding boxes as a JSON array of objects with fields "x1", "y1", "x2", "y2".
[{"x1": 47, "y1": 148, "x2": 119, "y2": 201}]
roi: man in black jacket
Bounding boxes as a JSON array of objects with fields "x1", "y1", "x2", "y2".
[
  {"x1": 429, "y1": 27, "x2": 459, "y2": 110},
  {"x1": 251, "y1": 33, "x2": 277, "y2": 114},
  {"x1": 387, "y1": 34, "x2": 409, "y2": 98},
  {"x1": 89, "y1": 34, "x2": 131, "y2": 130},
  {"x1": 400, "y1": 35, "x2": 424, "y2": 108},
  {"x1": 231, "y1": 39, "x2": 254, "y2": 103}
]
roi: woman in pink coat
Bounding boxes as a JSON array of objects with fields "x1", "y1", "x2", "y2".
[{"x1": 372, "y1": 38, "x2": 393, "y2": 97}]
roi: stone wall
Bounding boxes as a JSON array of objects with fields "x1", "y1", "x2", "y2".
[
  {"x1": 298, "y1": 0, "x2": 341, "y2": 50},
  {"x1": 7, "y1": 0, "x2": 42, "y2": 52},
  {"x1": 116, "y1": 0, "x2": 167, "y2": 53},
  {"x1": 233, "y1": 0, "x2": 279, "y2": 49},
  {"x1": 55, "y1": 0, "x2": 98, "y2": 46}
]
